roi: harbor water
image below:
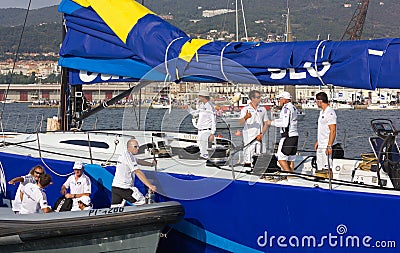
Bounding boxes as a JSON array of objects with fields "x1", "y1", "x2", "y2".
[{"x1": 1, "y1": 103, "x2": 400, "y2": 159}]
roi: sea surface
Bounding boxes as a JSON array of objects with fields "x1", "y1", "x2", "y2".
[{"x1": 1, "y1": 103, "x2": 400, "y2": 159}]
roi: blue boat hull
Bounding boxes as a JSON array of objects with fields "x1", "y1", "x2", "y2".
[{"x1": 0, "y1": 151, "x2": 398, "y2": 252}]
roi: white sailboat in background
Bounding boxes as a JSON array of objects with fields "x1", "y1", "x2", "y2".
[
  {"x1": 150, "y1": 100, "x2": 171, "y2": 109},
  {"x1": 367, "y1": 90, "x2": 399, "y2": 109},
  {"x1": 0, "y1": 98, "x2": 15, "y2": 104}
]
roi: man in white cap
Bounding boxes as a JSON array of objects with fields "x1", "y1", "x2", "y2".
[
  {"x1": 77, "y1": 195, "x2": 92, "y2": 210},
  {"x1": 269, "y1": 91, "x2": 299, "y2": 172},
  {"x1": 238, "y1": 90, "x2": 270, "y2": 169},
  {"x1": 60, "y1": 161, "x2": 92, "y2": 211},
  {"x1": 183, "y1": 90, "x2": 216, "y2": 159}
]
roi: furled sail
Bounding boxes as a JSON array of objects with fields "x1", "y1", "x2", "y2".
[{"x1": 59, "y1": 0, "x2": 400, "y2": 89}]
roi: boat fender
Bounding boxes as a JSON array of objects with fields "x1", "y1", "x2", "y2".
[{"x1": 0, "y1": 235, "x2": 23, "y2": 245}]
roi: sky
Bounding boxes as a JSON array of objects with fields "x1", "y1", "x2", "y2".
[{"x1": 0, "y1": 0, "x2": 59, "y2": 9}]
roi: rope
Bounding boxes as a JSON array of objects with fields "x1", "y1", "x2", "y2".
[
  {"x1": 40, "y1": 157, "x2": 74, "y2": 177},
  {"x1": 240, "y1": 0, "x2": 248, "y2": 41},
  {"x1": 357, "y1": 153, "x2": 378, "y2": 171},
  {"x1": 104, "y1": 137, "x2": 120, "y2": 165},
  {"x1": 0, "y1": 0, "x2": 32, "y2": 125},
  {"x1": 36, "y1": 131, "x2": 73, "y2": 177}
]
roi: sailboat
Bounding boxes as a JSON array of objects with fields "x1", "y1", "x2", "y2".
[
  {"x1": 1, "y1": 0, "x2": 400, "y2": 252},
  {"x1": 0, "y1": 98, "x2": 15, "y2": 104}
]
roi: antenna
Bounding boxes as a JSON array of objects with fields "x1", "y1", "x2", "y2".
[{"x1": 283, "y1": 0, "x2": 296, "y2": 100}]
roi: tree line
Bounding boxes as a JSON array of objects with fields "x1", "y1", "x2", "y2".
[{"x1": 0, "y1": 72, "x2": 60, "y2": 84}]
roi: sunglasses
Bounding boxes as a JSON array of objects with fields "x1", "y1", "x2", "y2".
[
  {"x1": 34, "y1": 171, "x2": 43, "y2": 175},
  {"x1": 254, "y1": 96, "x2": 261, "y2": 99}
]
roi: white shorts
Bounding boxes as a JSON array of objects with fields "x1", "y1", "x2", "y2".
[{"x1": 276, "y1": 137, "x2": 296, "y2": 161}]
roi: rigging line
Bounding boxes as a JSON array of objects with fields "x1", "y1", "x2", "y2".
[
  {"x1": 35, "y1": 130, "x2": 72, "y2": 177},
  {"x1": 104, "y1": 137, "x2": 119, "y2": 165},
  {"x1": 0, "y1": 0, "x2": 32, "y2": 142},
  {"x1": 240, "y1": 0, "x2": 248, "y2": 41},
  {"x1": 221, "y1": 0, "x2": 231, "y2": 34}
]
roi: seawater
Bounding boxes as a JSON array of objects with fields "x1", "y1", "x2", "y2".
[{"x1": 1, "y1": 103, "x2": 400, "y2": 159}]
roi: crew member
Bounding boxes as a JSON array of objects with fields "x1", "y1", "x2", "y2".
[
  {"x1": 183, "y1": 90, "x2": 216, "y2": 159},
  {"x1": 269, "y1": 91, "x2": 299, "y2": 172},
  {"x1": 238, "y1": 90, "x2": 269, "y2": 168}
]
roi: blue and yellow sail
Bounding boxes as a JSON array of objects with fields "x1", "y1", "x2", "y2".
[{"x1": 59, "y1": 0, "x2": 400, "y2": 89}]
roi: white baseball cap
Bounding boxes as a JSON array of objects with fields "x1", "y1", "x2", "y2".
[
  {"x1": 278, "y1": 91, "x2": 292, "y2": 100},
  {"x1": 78, "y1": 195, "x2": 91, "y2": 206},
  {"x1": 73, "y1": 161, "x2": 84, "y2": 170}
]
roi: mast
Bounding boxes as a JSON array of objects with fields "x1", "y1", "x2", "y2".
[
  {"x1": 59, "y1": 18, "x2": 70, "y2": 131},
  {"x1": 285, "y1": 7, "x2": 293, "y2": 42},
  {"x1": 283, "y1": 4, "x2": 296, "y2": 101},
  {"x1": 235, "y1": 0, "x2": 239, "y2": 41},
  {"x1": 60, "y1": 17, "x2": 84, "y2": 130},
  {"x1": 235, "y1": 0, "x2": 248, "y2": 42}
]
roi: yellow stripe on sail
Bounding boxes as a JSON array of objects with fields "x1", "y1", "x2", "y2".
[
  {"x1": 72, "y1": 0, "x2": 90, "y2": 7},
  {"x1": 73, "y1": 0, "x2": 154, "y2": 43},
  {"x1": 179, "y1": 39, "x2": 211, "y2": 62}
]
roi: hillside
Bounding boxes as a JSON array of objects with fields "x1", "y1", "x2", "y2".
[{"x1": 0, "y1": 0, "x2": 398, "y2": 56}]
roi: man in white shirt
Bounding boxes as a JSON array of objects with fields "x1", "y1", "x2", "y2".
[
  {"x1": 184, "y1": 90, "x2": 216, "y2": 159},
  {"x1": 314, "y1": 91, "x2": 337, "y2": 176},
  {"x1": 238, "y1": 90, "x2": 269, "y2": 168},
  {"x1": 269, "y1": 92, "x2": 299, "y2": 172},
  {"x1": 8, "y1": 165, "x2": 45, "y2": 214},
  {"x1": 111, "y1": 138, "x2": 157, "y2": 206},
  {"x1": 20, "y1": 174, "x2": 52, "y2": 214},
  {"x1": 60, "y1": 161, "x2": 92, "y2": 211}
]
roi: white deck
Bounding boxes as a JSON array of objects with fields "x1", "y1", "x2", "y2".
[{"x1": 1, "y1": 130, "x2": 398, "y2": 198}]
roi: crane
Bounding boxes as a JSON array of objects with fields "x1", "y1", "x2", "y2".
[{"x1": 341, "y1": 0, "x2": 370, "y2": 40}]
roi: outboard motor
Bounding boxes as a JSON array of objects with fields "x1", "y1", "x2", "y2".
[{"x1": 371, "y1": 119, "x2": 400, "y2": 189}]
